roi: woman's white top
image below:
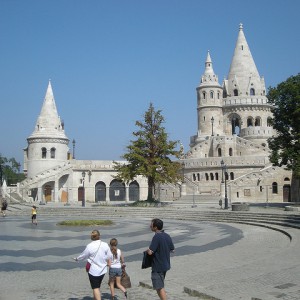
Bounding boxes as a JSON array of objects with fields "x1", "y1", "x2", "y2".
[
  {"x1": 77, "y1": 240, "x2": 112, "y2": 276},
  {"x1": 110, "y1": 248, "x2": 122, "y2": 269}
]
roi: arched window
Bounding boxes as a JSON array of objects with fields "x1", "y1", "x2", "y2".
[
  {"x1": 210, "y1": 91, "x2": 214, "y2": 99},
  {"x1": 234, "y1": 89, "x2": 238, "y2": 96},
  {"x1": 230, "y1": 172, "x2": 234, "y2": 180},
  {"x1": 272, "y1": 182, "x2": 278, "y2": 194},
  {"x1": 215, "y1": 173, "x2": 219, "y2": 180},
  {"x1": 229, "y1": 148, "x2": 233, "y2": 156},
  {"x1": 217, "y1": 92, "x2": 220, "y2": 99},
  {"x1": 210, "y1": 173, "x2": 214, "y2": 180},
  {"x1": 193, "y1": 174, "x2": 196, "y2": 181},
  {"x1": 202, "y1": 92, "x2": 206, "y2": 99},
  {"x1": 250, "y1": 88, "x2": 255, "y2": 95},
  {"x1": 218, "y1": 148, "x2": 222, "y2": 157},
  {"x1": 267, "y1": 117, "x2": 272, "y2": 127},
  {"x1": 205, "y1": 173, "x2": 209, "y2": 181},
  {"x1": 255, "y1": 117, "x2": 261, "y2": 126},
  {"x1": 247, "y1": 117, "x2": 253, "y2": 127},
  {"x1": 197, "y1": 173, "x2": 200, "y2": 181},
  {"x1": 50, "y1": 147, "x2": 56, "y2": 159},
  {"x1": 225, "y1": 172, "x2": 229, "y2": 181},
  {"x1": 42, "y1": 147, "x2": 47, "y2": 159}
]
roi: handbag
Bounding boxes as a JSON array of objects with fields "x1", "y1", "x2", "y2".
[
  {"x1": 86, "y1": 241, "x2": 101, "y2": 272},
  {"x1": 141, "y1": 251, "x2": 153, "y2": 269},
  {"x1": 120, "y1": 268, "x2": 131, "y2": 288},
  {"x1": 85, "y1": 261, "x2": 91, "y2": 272}
]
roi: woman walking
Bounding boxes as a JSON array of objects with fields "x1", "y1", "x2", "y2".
[
  {"x1": 74, "y1": 230, "x2": 111, "y2": 300},
  {"x1": 108, "y1": 238, "x2": 127, "y2": 299}
]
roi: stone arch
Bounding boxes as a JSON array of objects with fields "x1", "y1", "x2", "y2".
[
  {"x1": 109, "y1": 179, "x2": 126, "y2": 201},
  {"x1": 255, "y1": 117, "x2": 261, "y2": 126},
  {"x1": 129, "y1": 180, "x2": 139, "y2": 201},
  {"x1": 95, "y1": 181, "x2": 106, "y2": 202},
  {"x1": 247, "y1": 117, "x2": 254, "y2": 127}
]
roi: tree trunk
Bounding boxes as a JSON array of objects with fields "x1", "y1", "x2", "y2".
[{"x1": 147, "y1": 177, "x2": 155, "y2": 201}]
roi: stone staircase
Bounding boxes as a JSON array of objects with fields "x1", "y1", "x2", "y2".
[{"x1": 7, "y1": 204, "x2": 300, "y2": 238}]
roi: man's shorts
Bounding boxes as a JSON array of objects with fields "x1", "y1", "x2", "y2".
[
  {"x1": 88, "y1": 273, "x2": 105, "y2": 289},
  {"x1": 151, "y1": 271, "x2": 166, "y2": 289}
]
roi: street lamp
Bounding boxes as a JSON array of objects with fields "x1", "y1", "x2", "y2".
[
  {"x1": 211, "y1": 116, "x2": 214, "y2": 136},
  {"x1": 72, "y1": 139, "x2": 76, "y2": 159},
  {"x1": 82, "y1": 171, "x2": 86, "y2": 207},
  {"x1": 221, "y1": 159, "x2": 229, "y2": 209}
]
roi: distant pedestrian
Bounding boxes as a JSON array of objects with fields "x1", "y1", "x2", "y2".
[
  {"x1": 1, "y1": 199, "x2": 7, "y2": 217},
  {"x1": 31, "y1": 205, "x2": 37, "y2": 225},
  {"x1": 146, "y1": 218, "x2": 175, "y2": 300},
  {"x1": 108, "y1": 238, "x2": 127, "y2": 299},
  {"x1": 73, "y1": 230, "x2": 111, "y2": 300}
]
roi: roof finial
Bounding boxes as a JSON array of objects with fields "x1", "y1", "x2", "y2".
[{"x1": 239, "y1": 23, "x2": 243, "y2": 31}]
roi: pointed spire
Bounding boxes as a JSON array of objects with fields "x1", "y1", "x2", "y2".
[
  {"x1": 227, "y1": 24, "x2": 265, "y2": 96},
  {"x1": 199, "y1": 50, "x2": 220, "y2": 86},
  {"x1": 29, "y1": 81, "x2": 68, "y2": 139}
]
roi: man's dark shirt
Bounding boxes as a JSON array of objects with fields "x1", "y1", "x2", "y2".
[{"x1": 149, "y1": 231, "x2": 174, "y2": 272}]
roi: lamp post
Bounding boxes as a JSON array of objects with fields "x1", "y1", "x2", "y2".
[
  {"x1": 221, "y1": 159, "x2": 229, "y2": 209},
  {"x1": 211, "y1": 116, "x2": 214, "y2": 136},
  {"x1": 72, "y1": 139, "x2": 76, "y2": 159},
  {"x1": 82, "y1": 171, "x2": 86, "y2": 207}
]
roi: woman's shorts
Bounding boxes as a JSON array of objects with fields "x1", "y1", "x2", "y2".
[
  {"x1": 88, "y1": 273, "x2": 105, "y2": 289},
  {"x1": 32, "y1": 215, "x2": 37, "y2": 220},
  {"x1": 151, "y1": 271, "x2": 166, "y2": 289},
  {"x1": 109, "y1": 267, "x2": 122, "y2": 278}
]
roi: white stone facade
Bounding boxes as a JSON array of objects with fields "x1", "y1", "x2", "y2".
[
  {"x1": 19, "y1": 24, "x2": 294, "y2": 205},
  {"x1": 21, "y1": 82, "x2": 148, "y2": 204},
  {"x1": 178, "y1": 24, "x2": 293, "y2": 203}
]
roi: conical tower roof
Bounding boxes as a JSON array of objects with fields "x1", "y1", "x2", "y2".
[
  {"x1": 199, "y1": 51, "x2": 221, "y2": 87},
  {"x1": 28, "y1": 81, "x2": 68, "y2": 140},
  {"x1": 226, "y1": 24, "x2": 265, "y2": 96}
]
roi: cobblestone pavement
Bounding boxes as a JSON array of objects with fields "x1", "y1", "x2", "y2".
[{"x1": 1, "y1": 205, "x2": 300, "y2": 300}]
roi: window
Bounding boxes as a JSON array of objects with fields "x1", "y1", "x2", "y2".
[
  {"x1": 229, "y1": 148, "x2": 233, "y2": 156},
  {"x1": 210, "y1": 173, "x2": 214, "y2": 180},
  {"x1": 272, "y1": 182, "x2": 278, "y2": 194},
  {"x1": 205, "y1": 173, "x2": 209, "y2": 181},
  {"x1": 202, "y1": 92, "x2": 206, "y2": 99},
  {"x1": 218, "y1": 148, "x2": 222, "y2": 157},
  {"x1": 230, "y1": 172, "x2": 234, "y2": 180},
  {"x1": 193, "y1": 174, "x2": 196, "y2": 181},
  {"x1": 197, "y1": 173, "x2": 200, "y2": 181},
  {"x1": 247, "y1": 117, "x2": 253, "y2": 127},
  {"x1": 250, "y1": 88, "x2": 255, "y2": 95},
  {"x1": 215, "y1": 173, "x2": 219, "y2": 180},
  {"x1": 42, "y1": 148, "x2": 47, "y2": 159},
  {"x1": 50, "y1": 148, "x2": 56, "y2": 159},
  {"x1": 217, "y1": 92, "x2": 220, "y2": 99},
  {"x1": 210, "y1": 91, "x2": 214, "y2": 99},
  {"x1": 267, "y1": 117, "x2": 272, "y2": 127},
  {"x1": 234, "y1": 89, "x2": 238, "y2": 96},
  {"x1": 255, "y1": 117, "x2": 261, "y2": 126}
]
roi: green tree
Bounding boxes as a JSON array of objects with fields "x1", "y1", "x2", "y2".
[
  {"x1": 0, "y1": 154, "x2": 24, "y2": 185},
  {"x1": 114, "y1": 103, "x2": 183, "y2": 201},
  {"x1": 267, "y1": 73, "x2": 300, "y2": 178}
]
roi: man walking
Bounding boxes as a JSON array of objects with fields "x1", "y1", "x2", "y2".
[{"x1": 146, "y1": 218, "x2": 175, "y2": 300}]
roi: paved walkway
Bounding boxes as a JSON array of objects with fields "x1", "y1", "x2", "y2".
[{"x1": 1, "y1": 203, "x2": 300, "y2": 300}]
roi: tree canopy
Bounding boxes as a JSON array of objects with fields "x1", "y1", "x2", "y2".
[
  {"x1": 267, "y1": 73, "x2": 300, "y2": 178},
  {"x1": 0, "y1": 154, "x2": 24, "y2": 186},
  {"x1": 114, "y1": 103, "x2": 183, "y2": 201}
]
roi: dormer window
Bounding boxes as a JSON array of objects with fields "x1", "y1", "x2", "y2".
[{"x1": 250, "y1": 88, "x2": 255, "y2": 95}]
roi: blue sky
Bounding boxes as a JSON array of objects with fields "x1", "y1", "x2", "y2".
[{"x1": 1, "y1": 0, "x2": 299, "y2": 165}]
